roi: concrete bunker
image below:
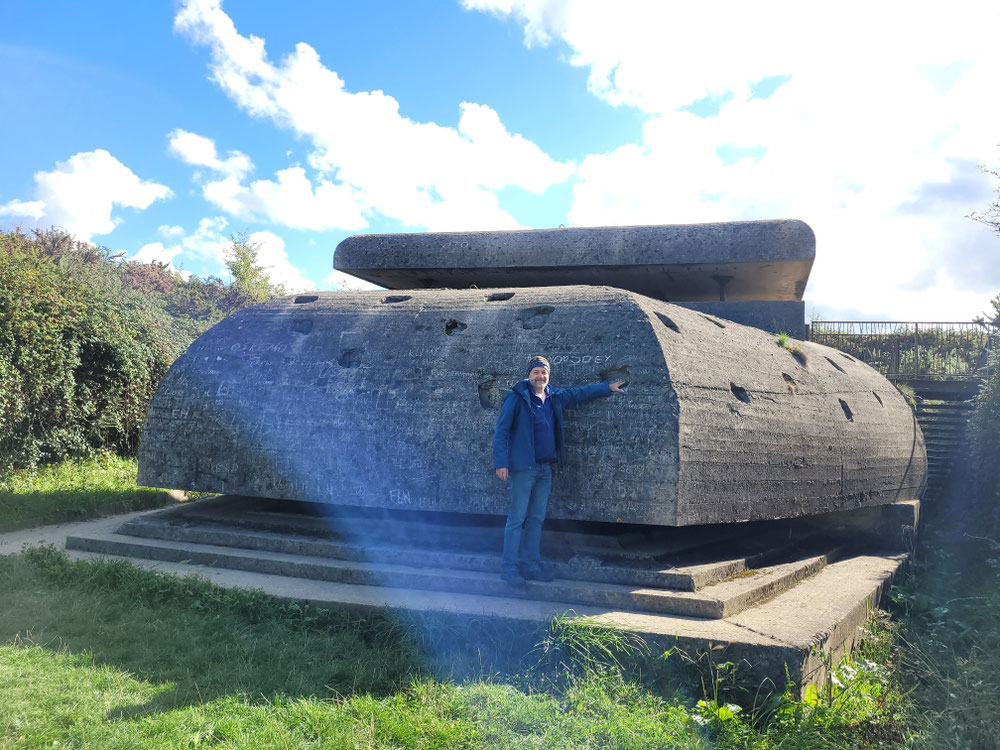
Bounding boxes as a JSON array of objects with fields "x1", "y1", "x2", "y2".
[
  {"x1": 64, "y1": 219, "x2": 929, "y2": 692},
  {"x1": 136, "y1": 286, "x2": 924, "y2": 526}
]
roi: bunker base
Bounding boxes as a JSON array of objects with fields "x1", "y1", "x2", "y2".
[{"x1": 64, "y1": 495, "x2": 916, "y2": 692}]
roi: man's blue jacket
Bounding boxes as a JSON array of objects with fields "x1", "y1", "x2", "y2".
[{"x1": 492, "y1": 379, "x2": 612, "y2": 470}]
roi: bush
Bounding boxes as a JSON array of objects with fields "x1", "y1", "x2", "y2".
[
  {"x1": 0, "y1": 230, "x2": 212, "y2": 473},
  {"x1": 968, "y1": 345, "x2": 1000, "y2": 519}
]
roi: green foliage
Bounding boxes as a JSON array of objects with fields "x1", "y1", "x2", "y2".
[
  {"x1": 0, "y1": 228, "x2": 287, "y2": 474},
  {"x1": 894, "y1": 382, "x2": 917, "y2": 408},
  {"x1": 6, "y1": 537, "x2": 1000, "y2": 748},
  {"x1": 0, "y1": 454, "x2": 174, "y2": 531},
  {"x1": 528, "y1": 611, "x2": 650, "y2": 687},
  {"x1": 811, "y1": 322, "x2": 992, "y2": 379},
  {"x1": 968, "y1": 344, "x2": 1000, "y2": 522},
  {"x1": 223, "y1": 231, "x2": 286, "y2": 313},
  {"x1": 1, "y1": 230, "x2": 178, "y2": 471},
  {"x1": 887, "y1": 531, "x2": 1000, "y2": 749},
  {"x1": 968, "y1": 162, "x2": 999, "y2": 238},
  {"x1": 775, "y1": 331, "x2": 808, "y2": 366}
]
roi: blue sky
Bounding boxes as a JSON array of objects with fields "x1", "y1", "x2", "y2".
[{"x1": 2, "y1": 0, "x2": 998, "y2": 320}]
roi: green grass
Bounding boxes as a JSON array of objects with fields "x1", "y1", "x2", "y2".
[
  {"x1": 0, "y1": 546, "x2": 924, "y2": 749},
  {"x1": 0, "y1": 453, "x2": 176, "y2": 531},
  {"x1": 775, "y1": 331, "x2": 808, "y2": 366},
  {"x1": 3, "y1": 460, "x2": 999, "y2": 747},
  {"x1": 886, "y1": 526, "x2": 1000, "y2": 748},
  {"x1": 0, "y1": 548, "x2": 709, "y2": 749}
]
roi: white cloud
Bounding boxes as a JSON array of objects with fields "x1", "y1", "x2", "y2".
[
  {"x1": 167, "y1": 128, "x2": 252, "y2": 178},
  {"x1": 130, "y1": 241, "x2": 184, "y2": 267},
  {"x1": 0, "y1": 149, "x2": 172, "y2": 242},
  {"x1": 177, "y1": 215, "x2": 233, "y2": 274},
  {"x1": 158, "y1": 224, "x2": 185, "y2": 237},
  {"x1": 0, "y1": 199, "x2": 45, "y2": 220},
  {"x1": 174, "y1": 0, "x2": 574, "y2": 232},
  {"x1": 202, "y1": 167, "x2": 367, "y2": 231},
  {"x1": 464, "y1": 0, "x2": 1000, "y2": 320},
  {"x1": 246, "y1": 230, "x2": 315, "y2": 292},
  {"x1": 129, "y1": 220, "x2": 314, "y2": 291},
  {"x1": 127, "y1": 217, "x2": 230, "y2": 277}
]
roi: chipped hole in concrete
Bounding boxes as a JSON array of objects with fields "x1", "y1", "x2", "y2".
[
  {"x1": 873, "y1": 391, "x2": 884, "y2": 407},
  {"x1": 381, "y1": 295, "x2": 411, "y2": 304},
  {"x1": 338, "y1": 349, "x2": 362, "y2": 368},
  {"x1": 294, "y1": 295, "x2": 318, "y2": 304},
  {"x1": 730, "y1": 383, "x2": 751, "y2": 403},
  {"x1": 655, "y1": 312, "x2": 680, "y2": 333},
  {"x1": 841, "y1": 353, "x2": 856, "y2": 362},
  {"x1": 600, "y1": 365, "x2": 630, "y2": 384},
  {"x1": 445, "y1": 319, "x2": 468, "y2": 335},
  {"x1": 839, "y1": 398, "x2": 854, "y2": 421},
  {"x1": 825, "y1": 356, "x2": 847, "y2": 374},
  {"x1": 486, "y1": 292, "x2": 515, "y2": 302},
  {"x1": 791, "y1": 349, "x2": 808, "y2": 367},
  {"x1": 291, "y1": 318, "x2": 313, "y2": 335},
  {"x1": 477, "y1": 380, "x2": 497, "y2": 410},
  {"x1": 782, "y1": 373, "x2": 797, "y2": 393},
  {"x1": 518, "y1": 305, "x2": 555, "y2": 330},
  {"x1": 702, "y1": 315, "x2": 726, "y2": 328}
]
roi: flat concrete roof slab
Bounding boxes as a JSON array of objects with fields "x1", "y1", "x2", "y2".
[{"x1": 334, "y1": 220, "x2": 815, "y2": 302}]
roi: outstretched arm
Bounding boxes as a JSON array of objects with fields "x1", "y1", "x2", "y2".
[{"x1": 558, "y1": 380, "x2": 624, "y2": 408}]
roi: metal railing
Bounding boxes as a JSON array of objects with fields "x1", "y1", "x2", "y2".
[{"x1": 807, "y1": 321, "x2": 999, "y2": 380}]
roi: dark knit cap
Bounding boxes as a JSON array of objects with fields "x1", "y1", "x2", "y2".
[{"x1": 526, "y1": 358, "x2": 550, "y2": 376}]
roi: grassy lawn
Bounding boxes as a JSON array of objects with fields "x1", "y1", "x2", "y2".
[
  {"x1": 0, "y1": 454, "x2": 176, "y2": 532},
  {"x1": 0, "y1": 547, "x2": 903, "y2": 749},
  {"x1": 1, "y1": 457, "x2": 998, "y2": 748}
]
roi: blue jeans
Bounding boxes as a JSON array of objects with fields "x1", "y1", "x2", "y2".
[{"x1": 501, "y1": 464, "x2": 553, "y2": 573}]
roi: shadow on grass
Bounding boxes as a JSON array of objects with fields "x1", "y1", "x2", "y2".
[
  {"x1": 0, "y1": 545, "x2": 715, "y2": 727},
  {"x1": 0, "y1": 487, "x2": 177, "y2": 533},
  {"x1": 0, "y1": 546, "x2": 587, "y2": 721}
]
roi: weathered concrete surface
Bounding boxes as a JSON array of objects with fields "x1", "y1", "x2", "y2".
[
  {"x1": 334, "y1": 220, "x2": 815, "y2": 302},
  {"x1": 675, "y1": 300, "x2": 806, "y2": 338},
  {"x1": 137, "y1": 286, "x2": 925, "y2": 525},
  {"x1": 66, "y1": 529, "x2": 841, "y2": 618},
  {"x1": 64, "y1": 495, "x2": 862, "y2": 619}
]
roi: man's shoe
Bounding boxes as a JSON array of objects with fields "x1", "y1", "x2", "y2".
[
  {"x1": 519, "y1": 564, "x2": 555, "y2": 582},
  {"x1": 501, "y1": 570, "x2": 527, "y2": 587}
]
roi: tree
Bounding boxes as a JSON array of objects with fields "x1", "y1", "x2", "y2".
[
  {"x1": 223, "y1": 232, "x2": 286, "y2": 313},
  {"x1": 968, "y1": 157, "x2": 1000, "y2": 324},
  {"x1": 969, "y1": 165, "x2": 1000, "y2": 239}
]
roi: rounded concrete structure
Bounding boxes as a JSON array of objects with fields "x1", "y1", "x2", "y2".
[{"x1": 137, "y1": 287, "x2": 925, "y2": 526}]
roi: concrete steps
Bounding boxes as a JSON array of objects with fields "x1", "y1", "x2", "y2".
[
  {"x1": 106, "y1": 515, "x2": 804, "y2": 592},
  {"x1": 915, "y1": 398, "x2": 975, "y2": 495},
  {"x1": 65, "y1": 529, "x2": 841, "y2": 619},
  {"x1": 63, "y1": 496, "x2": 856, "y2": 620}
]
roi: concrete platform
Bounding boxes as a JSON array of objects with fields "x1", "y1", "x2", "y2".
[
  {"x1": 64, "y1": 496, "x2": 852, "y2": 619},
  {"x1": 0, "y1": 505, "x2": 906, "y2": 694}
]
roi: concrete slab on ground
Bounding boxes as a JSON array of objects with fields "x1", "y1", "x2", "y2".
[{"x1": 2, "y1": 507, "x2": 905, "y2": 692}]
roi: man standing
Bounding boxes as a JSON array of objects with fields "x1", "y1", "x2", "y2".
[{"x1": 492, "y1": 355, "x2": 625, "y2": 586}]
